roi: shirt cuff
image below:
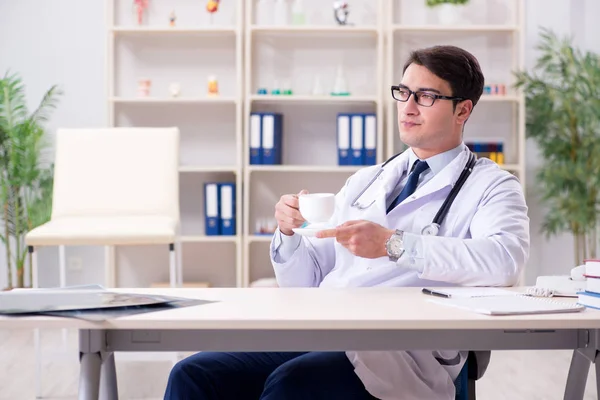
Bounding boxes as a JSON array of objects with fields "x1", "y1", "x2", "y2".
[
  {"x1": 273, "y1": 229, "x2": 302, "y2": 263},
  {"x1": 397, "y1": 231, "x2": 425, "y2": 272}
]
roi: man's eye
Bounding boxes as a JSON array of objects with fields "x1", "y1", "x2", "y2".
[{"x1": 419, "y1": 92, "x2": 435, "y2": 100}]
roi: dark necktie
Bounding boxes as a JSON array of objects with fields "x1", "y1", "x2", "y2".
[{"x1": 386, "y1": 160, "x2": 430, "y2": 214}]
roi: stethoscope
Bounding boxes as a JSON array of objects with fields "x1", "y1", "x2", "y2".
[{"x1": 350, "y1": 151, "x2": 477, "y2": 236}]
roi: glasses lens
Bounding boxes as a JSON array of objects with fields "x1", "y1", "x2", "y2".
[
  {"x1": 415, "y1": 92, "x2": 436, "y2": 107},
  {"x1": 393, "y1": 88, "x2": 410, "y2": 102}
]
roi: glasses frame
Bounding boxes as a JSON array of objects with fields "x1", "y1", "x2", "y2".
[{"x1": 390, "y1": 85, "x2": 465, "y2": 107}]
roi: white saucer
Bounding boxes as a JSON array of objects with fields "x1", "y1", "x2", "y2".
[{"x1": 292, "y1": 224, "x2": 334, "y2": 237}]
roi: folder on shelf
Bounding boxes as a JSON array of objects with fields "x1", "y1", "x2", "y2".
[
  {"x1": 337, "y1": 113, "x2": 351, "y2": 165},
  {"x1": 219, "y1": 182, "x2": 236, "y2": 236},
  {"x1": 204, "y1": 182, "x2": 220, "y2": 236},
  {"x1": 487, "y1": 143, "x2": 497, "y2": 162},
  {"x1": 351, "y1": 114, "x2": 364, "y2": 165},
  {"x1": 496, "y1": 143, "x2": 504, "y2": 164},
  {"x1": 364, "y1": 113, "x2": 377, "y2": 165},
  {"x1": 261, "y1": 113, "x2": 283, "y2": 165},
  {"x1": 249, "y1": 113, "x2": 262, "y2": 165}
]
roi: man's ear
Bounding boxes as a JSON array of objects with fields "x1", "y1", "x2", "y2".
[{"x1": 455, "y1": 100, "x2": 473, "y2": 124}]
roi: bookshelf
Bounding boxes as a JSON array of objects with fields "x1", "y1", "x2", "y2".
[
  {"x1": 106, "y1": 0, "x2": 244, "y2": 288},
  {"x1": 242, "y1": 0, "x2": 385, "y2": 287},
  {"x1": 102, "y1": 0, "x2": 526, "y2": 289}
]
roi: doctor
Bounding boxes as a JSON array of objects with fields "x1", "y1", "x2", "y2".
[{"x1": 164, "y1": 45, "x2": 530, "y2": 400}]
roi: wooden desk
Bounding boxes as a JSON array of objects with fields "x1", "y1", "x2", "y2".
[{"x1": 1, "y1": 287, "x2": 598, "y2": 400}]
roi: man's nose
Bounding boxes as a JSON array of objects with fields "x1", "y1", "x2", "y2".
[{"x1": 400, "y1": 95, "x2": 420, "y2": 115}]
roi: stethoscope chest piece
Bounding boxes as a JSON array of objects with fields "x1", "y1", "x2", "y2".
[{"x1": 421, "y1": 223, "x2": 440, "y2": 236}]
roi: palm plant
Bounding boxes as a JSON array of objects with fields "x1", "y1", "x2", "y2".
[
  {"x1": 514, "y1": 28, "x2": 600, "y2": 266},
  {"x1": 0, "y1": 71, "x2": 61, "y2": 288},
  {"x1": 425, "y1": 0, "x2": 469, "y2": 6}
]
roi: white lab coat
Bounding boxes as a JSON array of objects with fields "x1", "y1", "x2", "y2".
[{"x1": 270, "y1": 145, "x2": 530, "y2": 400}]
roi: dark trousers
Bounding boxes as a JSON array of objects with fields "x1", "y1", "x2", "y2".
[{"x1": 163, "y1": 351, "x2": 379, "y2": 400}]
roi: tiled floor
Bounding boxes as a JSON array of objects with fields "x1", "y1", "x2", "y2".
[{"x1": 0, "y1": 329, "x2": 596, "y2": 399}]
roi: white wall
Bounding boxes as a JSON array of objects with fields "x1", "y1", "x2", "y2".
[
  {"x1": 0, "y1": 0, "x2": 107, "y2": 289},
  {"x1": 0, "y1": 0, "x2": 598, "y2": 287}
]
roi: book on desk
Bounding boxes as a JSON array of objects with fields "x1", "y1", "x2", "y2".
[{"x1": 422, "y1": 287, "x2": 585, "y2": 316}]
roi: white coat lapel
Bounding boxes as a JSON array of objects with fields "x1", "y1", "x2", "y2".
[
  {"x1": 357, "y1": 150, "x2": 411, "y2": 224},
  {"x1": 396, "y1": 149, "x2": 469, "y2": 209},
  {"x1": 396, "y1": 148, "x2": 469, "y2": 206}
]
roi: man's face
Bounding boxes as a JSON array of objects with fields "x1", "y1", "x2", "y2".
[{"x1": 396, "y1": 63, "x2": 467, "y2": 155}]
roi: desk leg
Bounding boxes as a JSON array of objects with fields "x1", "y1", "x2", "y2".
[
  {"x1": 564, "y1": 349, "x2": 593, "y2": 400},
  {"x1": 79, "y1": 352, "x2": 101, "y2": 400},
  {"x1": 100, "y1": 352, "x2": 118, "y2": 400},
  {"x1": 596, "y1": 352, "x2": 600, "y2": 400}
]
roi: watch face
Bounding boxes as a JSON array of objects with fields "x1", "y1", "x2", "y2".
[{"x1": 388, "y1": 237, "x2": 403, "y2": 256}]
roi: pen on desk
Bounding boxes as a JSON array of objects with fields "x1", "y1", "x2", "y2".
[{"x1": 421, "y1": 288, "x2": 450, "y2": 298}]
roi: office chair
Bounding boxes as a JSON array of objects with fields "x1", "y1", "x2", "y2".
[{"x1": 455, "y1": 351, "x2": 491, "y2": 400}]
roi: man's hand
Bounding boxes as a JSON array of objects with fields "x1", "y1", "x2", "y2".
[
  {"x1": 316, "y1": 220, "x2": 394, "y2": 259},
  {"x1": 274, "y1": 189, "x2": 308, "y2": 236}
]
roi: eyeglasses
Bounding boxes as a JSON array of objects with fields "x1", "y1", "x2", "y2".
[{"x1": 391, "y1": 85, "x2": 465, "y2": 107}]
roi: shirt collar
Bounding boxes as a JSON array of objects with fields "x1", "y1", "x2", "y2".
[{"x1": 407, "y1": 143, "x2": 466, "y2": 176}]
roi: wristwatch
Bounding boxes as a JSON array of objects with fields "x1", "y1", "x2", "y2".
[{"x1": 385, "y1": 229, "x2": 405, "y2": 262}]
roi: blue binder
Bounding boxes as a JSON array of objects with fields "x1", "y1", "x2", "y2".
[
  {"x1": 350, "y1": 114, "x2": 364, "y2": 165},
  {"x1": 204, "y1": 182, "x2": 220, "y2": 236},
  {"x1": 337, "y1": 113, "x2": 351, "y2": 165},
  {"x1": 249, "y1": 113, "x2": 262, "y2": 165},
  {"x1": 219, "y1": 182, "x2": 236, "y2": 236},
  {"x1": 363, "y1": 113, "x2": 377, "y2": 165},
  {"x1": 261, "y1": 113, "x2": 283, "y2": 165}
]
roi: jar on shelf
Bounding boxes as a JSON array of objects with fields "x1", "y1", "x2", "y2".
[{"x1": 137, "y1": 77, "x2": 151, "y2": 97}]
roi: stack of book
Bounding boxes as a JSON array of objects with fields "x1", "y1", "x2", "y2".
[
  {"x1": 465, "y1": 141, "x2": 504, "y2": 164},
  {"x1": 249, "y1": 112, "x2": 283, "y2": 165},
  {"x1": 576, "y1": 259, "x2": 600, "y2": 309},
  {"x1": 336, "y1": 113, "x2": 377, "y2": 166},
  {"x1": 204, "y1": 182, "x2": 236, "y2": 236}
]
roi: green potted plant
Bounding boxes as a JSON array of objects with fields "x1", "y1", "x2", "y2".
[
  {"x1": 514, "y1": 27, "x2": 600, "y2": 266},
  {"x1": 425, "y1": 0, "x2": 469, "y2": 24},
  {"x1": 0, "y1": 71, "x2": 61, "y2": 289},
  {"x1": 426, "y1": 0, "x2": 469, "y2": 6}
]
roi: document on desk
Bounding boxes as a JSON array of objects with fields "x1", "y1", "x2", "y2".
[
  {"x1": 428, "y1": 296, "x2": 585, "y2": 316},
  {"x1": 0, "y1": 287, "x2": 215, "y2": 321},
  {"x1": 421, "y1": 287, "x2": 519, "y2": 298}
]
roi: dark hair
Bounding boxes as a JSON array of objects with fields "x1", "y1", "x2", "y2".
[{"x1": 402, "y1": 45, "x2": 484, "y2": 108}]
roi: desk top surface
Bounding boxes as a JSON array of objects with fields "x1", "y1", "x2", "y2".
[{"x1": 1, "y1": 287, "x2": 599, "y2": 330}]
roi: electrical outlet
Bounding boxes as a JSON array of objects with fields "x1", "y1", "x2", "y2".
[{"x1": 68, "y1": 257, "x2": 83, "y2": 271}]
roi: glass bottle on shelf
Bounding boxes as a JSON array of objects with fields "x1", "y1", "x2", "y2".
[
  {"x1": 273, "y1": 0, "x2": 290, "y2": 26},
  {"x1": 256, "y1": 0, "x2": 274, "y2": 26},
  {"x1": 291, "y1": 0, "x2": 306, "y2": 25}
]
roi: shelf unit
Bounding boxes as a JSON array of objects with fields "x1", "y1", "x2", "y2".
[
  {"x1": 242, "y1": 0, "x2": 385, "y2": 287},
  {"x1": 106, "y1": 0, "x2": 244, "y2": 288},
  {"x1": 99, "y1": 0, "x2": 526, "y2": 289},
  {"x1": 386, "y1": 0, "x2": 526, "y2": 188}
]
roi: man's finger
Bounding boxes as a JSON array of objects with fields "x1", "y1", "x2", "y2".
[
  {"x1": 316, "y1": 228, "x2": 337, "y2": 239},
  {"x1": 282, "y1": 195, "x2": 300, "y2": 208},
  {"x1": 339, "y1": 220, "x2": 362, "y2": 228},
  {"x1": 280, "y1": 206, "x2": 303, "y2": 220}
]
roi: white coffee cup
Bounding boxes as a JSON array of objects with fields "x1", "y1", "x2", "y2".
[{"x1": 298, "y1": 193, "x2": 335, "y2": 227}]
